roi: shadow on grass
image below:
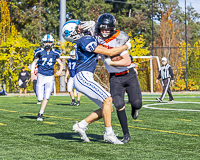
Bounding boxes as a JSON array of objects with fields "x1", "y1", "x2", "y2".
[
  {"x1": 20, "y1": 116, "x2": 49, "y2": 120},
  {"x1": 56, "y1": 103, "x2": 71, "y2": 106},
  {"x1": 22, "y1": 102, "x2": 38, "y2": 104},
  {"x1": 34, "y1": 132, "x2": 117, "y2": 143}
]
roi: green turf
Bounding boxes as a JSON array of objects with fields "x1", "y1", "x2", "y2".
[{"x1": 0, "y1": 95, "x2": 200, "y2": 159}]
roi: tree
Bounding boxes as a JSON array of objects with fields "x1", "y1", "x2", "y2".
[{"x1": 0, "y1": 0, "x2": 38, "y2": 92}]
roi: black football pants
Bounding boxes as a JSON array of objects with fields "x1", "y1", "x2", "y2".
[{"x1": 109, "y1": 68, "x2": 142, "y2": 110}]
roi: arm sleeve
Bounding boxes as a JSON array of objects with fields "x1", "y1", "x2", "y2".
[
  {"x1": 169, "y1": 67, "x2": 174, "y2": 80},
  {"x1": 157, "y1": 71, "x2": 161, "y2": 80},
  {"x1": 80, "y1": 37, "x2": 98, "y2": 52}
]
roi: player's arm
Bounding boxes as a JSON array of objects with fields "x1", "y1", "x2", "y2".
[
  {"x1": 31, "y1": 58, "x2": 39, "y2": 82},
  {"x1": 94, "y1": 40, "x2": 131, "y2": 57},
  {"x1": 65, "y1": 67, "x2": 69, "y2": 83},
  {"x1": 56, "y1": 58, "x2": 64, "y2": 76},
  {"x1": 109, "y1": 53, "x2": 131, "y2": 67}
]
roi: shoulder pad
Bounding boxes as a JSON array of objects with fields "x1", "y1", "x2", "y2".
[
  {"x1": 116, "y1": 31, "x2": 129, "y2": 46},
  {"x1": 34, "y1": 48, "x2": 43, "y2": 53}
]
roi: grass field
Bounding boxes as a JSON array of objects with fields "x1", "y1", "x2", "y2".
[{"x1": 0, "y1": 94, "x2": 200, "y2": 159}]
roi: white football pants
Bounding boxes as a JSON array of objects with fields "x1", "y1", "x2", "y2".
[
  {"x1": 36, "y1": 73, "x2": 54, "y2": 101},
  {"x1": 67, "y1": 77, "x2": 78, "y2": 93},
  {"x1": 74, "y1": 71, "x2": 110, "y2": 109}
]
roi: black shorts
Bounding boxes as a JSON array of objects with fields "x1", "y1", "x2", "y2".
[
  {"x1": 109, "y1": 68, "x2": 142, "y2": 110},
  {"x1": 20, "y1": 81, "x2": 27, "y2": 89}
]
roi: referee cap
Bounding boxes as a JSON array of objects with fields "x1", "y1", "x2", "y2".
[{"x1": 161, "y1": 57, "x2": 167, "y2": 62}]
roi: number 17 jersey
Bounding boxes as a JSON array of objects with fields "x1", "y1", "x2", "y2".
[{"x1": 33, "y1": 48, "x2": 61, "y2": 76}]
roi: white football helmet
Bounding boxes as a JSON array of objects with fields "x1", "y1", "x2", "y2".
[
  {"x1": 69, "y1": 50, "x2": 76, "y2": 59},
  {"x1": 41, "y1": 34, "x2": 54, "y2": 50},
  {"x1": 62, "y1": 20, "x2": 95, "y2": 42}
]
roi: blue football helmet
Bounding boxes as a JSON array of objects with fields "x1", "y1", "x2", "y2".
[{"x1": 41, "y1": 34, "x2": 54, "y2": 50}]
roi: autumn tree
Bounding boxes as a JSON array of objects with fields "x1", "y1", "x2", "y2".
[{"x1": 0, "y1": 0, "x2": 38, "y2": 92}]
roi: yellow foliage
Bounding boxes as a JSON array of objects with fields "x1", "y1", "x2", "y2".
[{"x1": 0, "y1": 0, "x2": 39, "y2": 92}]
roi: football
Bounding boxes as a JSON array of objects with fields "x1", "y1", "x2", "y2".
[{"x1": 110, "y1": 55, "x2": 122, "y2": 61}]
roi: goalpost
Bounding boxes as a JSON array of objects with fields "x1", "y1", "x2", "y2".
[
  {"x1": 54, "y1": 56, "x2": 161, "y2": 95},
  {"x1": 132, "y1": 56, "x2": 161, "y2": 93}
]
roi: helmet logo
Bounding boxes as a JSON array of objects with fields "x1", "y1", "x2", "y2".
[{"x1": 64, "y1": 30, "x2": 72, "y2": 37}]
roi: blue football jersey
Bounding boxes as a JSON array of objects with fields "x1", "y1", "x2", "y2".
[
  {"x1": 33, "y1": 48, "x2": 61, "y2": 76},
  {"x1": 67, "y1": 59, "x2": 76, "y2": 77},
  {"x1": 75, "y1": 35, "x2": 99, "y2": 74}
]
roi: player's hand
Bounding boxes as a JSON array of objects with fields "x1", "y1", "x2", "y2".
[
  {"x1": 125, "y1": 39, "x2": 131, "y2": 50},
  {"x1": 105, "y1": 57, "x2": 111, "y2": 65},
  {"x1": 31, "y1": 73, "x2": 35, "y2": 82},
  {"x1": 56, "y1": 70, "x2": 62, "y2": 76},
  {"x1": 171, "y1": 80, "x2": 174, "y2": 84}
]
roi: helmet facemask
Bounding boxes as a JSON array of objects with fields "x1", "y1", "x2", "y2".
[
  {"x1": 96, "y1": 13, "x2": 116, "y2": 39},
  {"x1": 62, "y1": 20, "x2": 95, "y2": 42},
  {"x1": 41, "y1": 34, "x2": 54, "y2": 50}
]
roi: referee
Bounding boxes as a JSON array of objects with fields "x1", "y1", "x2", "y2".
[{"x1": 156, "y1": 57, "x2": 174, "y2": 102}]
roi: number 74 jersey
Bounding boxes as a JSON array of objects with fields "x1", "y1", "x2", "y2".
[{"x1": 33, "y1": 48, "x2": 61, "y2": 76}]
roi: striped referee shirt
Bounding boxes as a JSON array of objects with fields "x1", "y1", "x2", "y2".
[{"x1": 157, "y1": 64, "x2": 174, "y2": 80}]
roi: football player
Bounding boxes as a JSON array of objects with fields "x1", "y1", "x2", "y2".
[
  {"x1": 65, "y1": 50, "x2": 81, "y2": 106},
  {"x1": 62, "y1": 20, "x2": 131, "y2": 144},
  {"x1": 95, "y1": 13, "x2": 142, "y2": 143},
  {"x1": 31, "y1": 34, "x2": 63, "y2": 121}
]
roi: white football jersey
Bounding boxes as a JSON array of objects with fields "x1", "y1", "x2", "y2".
[{"x1": 96, "y1": 30, "x2": 131, "y2": 73}]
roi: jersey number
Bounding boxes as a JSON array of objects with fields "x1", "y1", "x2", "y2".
[
  {"x1": 68, "y1": 62, "x2": 76, "y2": 70},
  {"x1": 42, "y1": 58, "x2": 53, "y2": 66}
]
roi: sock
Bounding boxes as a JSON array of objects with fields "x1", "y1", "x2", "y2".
[
  {"x1": 117, "y1": 109, "x2": 129, "y2": 135},
  {"x1": 72, "y1": 99, "x2": 75, "y2": 102},
  {"x1": 105, "y1": 127, "x2": 113, "y2": 135},
  {"x1": 39, "y1": 110, "x2": 44, "y2": 115},
  {"x1": 78, "y1": 119, "x2": 88, "y2": 129}
]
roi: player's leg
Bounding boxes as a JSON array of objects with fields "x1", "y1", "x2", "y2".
[
  {"x1": 67, "y1": 77, "x2": 76, "y2": 106},
  {"x1": 36, "y1": 74, "x2": 45, "y2": 121},
  {"x1": 126, "y1": 68, "x2": 142, "y2": 120},
  {"x1": 76, "y1": 91, "x2": 81, "y2": 106},
  {"x1": 110, "y1": 73, "x2": 130, "y2": 143},
  {"x1": 73, "y1": 71, "x2": 123, "y2": 144}
]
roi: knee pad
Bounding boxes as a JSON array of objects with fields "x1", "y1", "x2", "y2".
[
  {"x1": 113, "y1": 95, "x2": 125, "y2": 110},
  {"x1": 130, "y1": 99, "x2": 142, "y2": 109}
]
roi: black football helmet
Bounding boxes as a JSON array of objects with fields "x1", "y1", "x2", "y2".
[{"x1": 96, "y1": 13, "x2": 116, "y2": 38}]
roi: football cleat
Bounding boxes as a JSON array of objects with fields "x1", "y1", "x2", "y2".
[
  {"x1": 73, "y1": 121, "x2": 90, "y2": 142},
  {"x1": 121, "y1": 134, "x2": 131, "y2": 143},
  {"x1": 37, "y1": 101, "x2": 41, "y2": 104},
  {"x1": 132, "y1": 109, "x2": 139, "y2": 120},
  {"x1": 76, "y1": 101, "x2": 80, "y2": 106},
  {"x1": 37, "y1": 113, "x2": 43, "y2": 121},
  {"x1": 70, "y1": 101, "x2": 77, "y2": 106},
  {"x1": 104, "y1": 130, "x2": 124, "y2": 144},
  {"x1": 168, "y1": 99, "x2": 174, "y2": 102}
]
